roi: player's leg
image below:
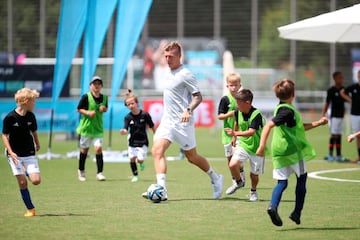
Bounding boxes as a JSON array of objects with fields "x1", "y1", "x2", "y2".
[
  {"x1": 23, "y1": 156, "x2": 41, "y2": 185},
  {"x1": 94, "y1": 138, "x2": 105, "y2": 181},
  {"x1": 78, "y1": 136, "x2": 90, "y2": 181},
  {"x1": 183, "y1": 147, "x2": 223, "y2": 199},
  {"x1": 332, "y1": 117, "x2": 344, "y2": 161},
  {"x1": 8, "y1": 157, "x2": 36, "y2": 217},
  {"x1": 128, "y1": 147, "x2": 139, "y2": 182},
  {"x1": 351, "y1": 115, "x2": 360, "y2": 163},
  {"x1": 248, "y1": 155, "x2": 264, "y2": 201},
  {"x1": 289, "y1": 160, "x2": 307, "y2": 225},
  {"x1": 152, "y1": 138, "x2": 171, "y2": 188},
  {"x1": 137, "y1": 145, "x2": 147, "y2": 171},
  {"x1": 225, "y1": 149, "x2": 245, "y2": 195}
]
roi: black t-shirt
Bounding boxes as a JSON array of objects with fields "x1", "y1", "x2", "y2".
[
  {"x1": 272, "y1": 106, "x2": 296, "y2": 128},
  {"x1": 77, "y1": 93, "x2": 108, "y2": 110},
  {"x1": 344, "y1": 83, "x2": 360, "y2": 115},
  {"x1": 218, "y1": 95, "x2": 231, "y2": 115},
  {"x1": 325, "y1": 85, "x2": 345, "y2": 118},
  {"x1": 234, "y1": 107, "x2": 264, "y2": 130},
  {"x1": 2, "y1": 110, "x2": 37, "y2": 157},
  {"x1": 124, "y1": 110, "x2": 155, "y2": 147}
]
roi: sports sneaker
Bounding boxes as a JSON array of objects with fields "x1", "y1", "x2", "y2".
[
  {"x1": 324, "y1": 155, "x2": 334, "y2": 161},
  {"x1": 289, "y1": 211, "x2": 301, "y2": 225},
  {"x1": 225, "y1": 180, "x2": 245, "y2": 195},
  {"x1": 240, "y1": 171, "x2": 246, "y2": 186},
  {"x1": 131, "y1": 176, "x2": 139, "y2": 182},
  {"x1": 249, "y1": 190, "x2": 258, "y2": 202},
  {"x1": 267, "y1": 205, "x2": 283, "y2": 227},
  {"x1": 352, "y1": 159, "x2": 360, "y2": 164},
  {"x1": 140, "y1": 163, "x2": 145, "y2": 171},
  {"x1": 24, "y1": 208, "x2": 36, "y2": 217},
  {"x1": 212, "y1": 174, "x2": 223, "y2": 199},
  {"x1": 78, "y1": 170, "x2": 86, "y2": 182},
  {"x1": 96, "y1": 172, "x2": 106, "y2": 181},
  {"x1": 142, "y1": 191, "x2": 148, "y2": 199}
]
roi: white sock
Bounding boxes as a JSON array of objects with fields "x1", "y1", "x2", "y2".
[
  {"x1": 207, "y1": 167, "x2": 219, "y2": 181},
  {"x1": 156, "y1": 173, "x2": 166, "y2": 188}
]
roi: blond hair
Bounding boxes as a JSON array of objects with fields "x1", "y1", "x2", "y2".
[
  {"x1": 164, "y1": 41, "x2": 182, "y2": 55},
  {"x1": 15, "y1": 88, "x2": 39, "y2": 105},
  {"x1": 226, "y1": 72, "x2": 241, "y2": 84}
]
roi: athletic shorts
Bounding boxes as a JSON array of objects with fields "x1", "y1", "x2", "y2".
[
  {"x1": 351, "y1": 115, "x2": 360, "y2": 133},
  {"x1": 231, "y1": 146, "x2": 265, "y2": 175},
  {"x1": 223, "y1": 143, "x2": 234, "y2": 157},
  {"x1": 154, "y1": 121, "x2": 196, "y2": 150},
  {"x1": 79, "y1": 136, "x2": 103, "y2": 148},
  {"x1": 329, "y1": 117, "x2": 344, "y2": 135},
  {"x1": 128, "y1": 145, "x2": 148, "y2": 160},
  {"x1": 7, "y1": 155, "x2": 40, "y2": 176},
  {"x1": 273, "y1": 159, "x2": 307, "y2": 180}
]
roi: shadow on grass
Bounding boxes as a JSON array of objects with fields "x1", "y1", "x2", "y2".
[
  {"x1": 221, "y1": 197, "x2": 295, "y2": 203},
  {"x1": 37, "y1": 213, "x2": 91, "y2": 217},
  {"x1": 281, "y1": 226, "x2": 360, "y2": 231},
  {"x1": 165, "y1": 197, "x2": 294, "y2": 202}
]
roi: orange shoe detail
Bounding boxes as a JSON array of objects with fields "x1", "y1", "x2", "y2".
[{"x1": 24, "y1": 208, "x2": 36, "y2": 217}]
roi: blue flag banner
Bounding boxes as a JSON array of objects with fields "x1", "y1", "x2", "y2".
[
  {"x1": 111, "y1": 0, "x2": 153, "y2": 104},
  {"x1": 81, "y1": 0, "x2": 118, "y2": 95},
  {"x1": 53, "y1": 0, "x2": 88, "y2": 105}
]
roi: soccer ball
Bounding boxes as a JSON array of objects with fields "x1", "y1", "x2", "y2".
[{"x1": 147, "y1": 184, "x2": 167, "y2": 203}]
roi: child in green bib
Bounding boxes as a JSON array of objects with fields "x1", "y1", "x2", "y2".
[{"x1": 256, "y1": 79, "x2": 328, "y2": 227}]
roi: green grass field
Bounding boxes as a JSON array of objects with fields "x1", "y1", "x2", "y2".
[{"x1": 1, "y1": 125, "x2": 360, "y2": 240}]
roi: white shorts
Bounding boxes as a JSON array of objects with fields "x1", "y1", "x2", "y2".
[
  {"x1": 79, "y1": 136, "x2": 103, "y2": 149},
  {"x1": 231, "y1": 146, "x2": 265, "y2": 174},
  {"x1": 329, "y1": 117, "x2": 344, "y2": 135},
  {"x1": 128, "y1": 145, "x2": 148, "y2": 160},
  {"x1": 154, "y1": 121, "x2": 196, "y2": 150},
  {"x1": 224, "y1": 143, "x2": 234, "y2": 157},
  {"x1": 273, "y1": 160, "x2": 307, "y2": 180},
  {"x1": 7, "y1": 155, "x2": 40, "y2": 176},
  {"x1": 351, "y1": 115, "x2": 360, "y2": 133}
]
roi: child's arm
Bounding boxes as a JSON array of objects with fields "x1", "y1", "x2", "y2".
[
  {"x1": 32, "y1": 131, "x2": 40, "y2": 151},
  {"x1": 256, "y1": 120, "x2": 275, "y2": 157},
  {"x1": 2, "y1": 133, "x2": 18, "y2": 164},
  {"x1": 303, "y1": 117, "x2": 328, "y2": 131},
  {"x1": 348, "y1": 131, "x2": 360, "y2": 143},
  {"x1": 218, "y1": 110, "x2": 235, "y2": 120}
]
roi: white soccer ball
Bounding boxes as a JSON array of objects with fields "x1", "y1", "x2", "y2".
[{"x1": 147, "y1": 184, "x2": 167, "y2": 203}]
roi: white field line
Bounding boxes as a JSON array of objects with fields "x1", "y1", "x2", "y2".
[{"x1": 308, "y1": 168, "x2": 360, "y2": 183}]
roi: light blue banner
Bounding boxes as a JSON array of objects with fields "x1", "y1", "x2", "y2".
[
  {"x1": 53, "y1": 0, "x2": 88, "y2": 104},
  {"x1": 81, "y1": 0, "x2": 118, "y2": 95}
]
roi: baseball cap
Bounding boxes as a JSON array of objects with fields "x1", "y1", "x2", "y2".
[{"x1": 90, "y1": 76, "x2": 103, "y2": 85}]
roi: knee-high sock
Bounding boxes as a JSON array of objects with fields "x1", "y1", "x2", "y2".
[
  {"x1": 96, "y1": 153, "x2": 103, "y2": 173},
  {"x1": 335, "y1": 137, "x2": 341, "y2": 156},
  {"x1": 329, "y1": 138, "x2": 334, "y2": 155},
  {"x1": 130, "y1": 162, "x2": 138, "y2": 176},
  {"x1": 294, "y1": 173, "x2": 307, "y2": 215},
  {"x1": 20, "y1": 188, "x2": 35, "y2": 210},
  {"x1": 270, "y1": 180, "x2": 288, "y2": 208},
  {"x1": 79, "y1": 152, "x2": 87, "y2": 171}
]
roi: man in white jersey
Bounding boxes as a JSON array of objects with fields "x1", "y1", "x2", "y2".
[{"x1": 143, "y1": 41, "x2": 223, "y2": 200}]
